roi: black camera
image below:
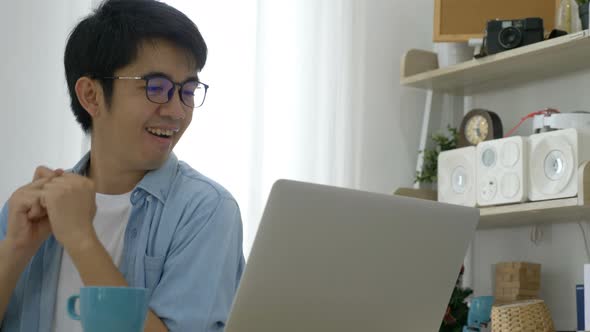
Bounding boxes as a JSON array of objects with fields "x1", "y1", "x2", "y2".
[{"x1": 485, "y1": 18, "x2": 544, "y2": 55}]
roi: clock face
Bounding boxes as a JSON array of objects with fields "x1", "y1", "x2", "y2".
[{"x1": 465, "y1": 115, "x2": 489, "y2": 145}]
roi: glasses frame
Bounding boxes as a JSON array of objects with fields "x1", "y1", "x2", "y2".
[{"x1": 98, "y1": 75, "x2": 209, "y2": 108}]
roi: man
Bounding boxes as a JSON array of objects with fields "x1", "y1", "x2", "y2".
[{"x1": 0, "y1": 0, "x2": 245, "y2": 331}]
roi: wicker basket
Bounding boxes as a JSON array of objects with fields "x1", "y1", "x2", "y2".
[{"x1": 491, "y1": 299, "x2": 554, "y2": 332}]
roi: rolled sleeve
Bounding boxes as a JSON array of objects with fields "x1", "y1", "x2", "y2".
[{"x1": 149, "y1": 197, "x2": 245, "y2": 332}]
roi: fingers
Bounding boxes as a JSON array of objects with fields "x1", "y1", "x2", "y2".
[
  {"x1": 29, "y1": 174, "x2": 93, "y2": 214},
  {"x1": 48, "y1": 172, "x2": 78, "y2": 180},
  {"x1": 33, "y1": 166, "x2": 55, "y2": 181},
  {"x1": 33, "y1": 166, "x2": 64, "y2": 182},
  {"x1": 13, "y1": 179, "x2": 52, "y2": 215},
  {"x1": 35, "y1": 219, "x2": 52, "y2": 236},
  {"x1": 43, "y1": 173, "x2": 94, "y2": 188},
  {"x1": 9, "y1": 170, "x2": 65, "y2": 218},
  {"x1": 27, "y1": 197, "x2": 47, "y2": 220},
  {"x1": 11, "y1": 188, "x2": 44, "y2": 214},
  {"x1": 40, "y1": 193, "x2": 47, "y2": 209},
  {"x1": 28, "y1": 177, "x2": 53, "y2": 190}
]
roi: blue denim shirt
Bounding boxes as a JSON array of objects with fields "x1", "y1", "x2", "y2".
[{"x1": 0, "y1": 152, "x2": 245, "y2": 332}]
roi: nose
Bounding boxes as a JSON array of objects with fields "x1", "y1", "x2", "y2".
[{"x1": 159, "y1": 86, "x2": 186, "y2": 120}]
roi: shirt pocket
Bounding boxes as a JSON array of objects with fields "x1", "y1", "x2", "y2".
[{"x1": 144, "y1": 255, "x2": 166, "y2": 296}]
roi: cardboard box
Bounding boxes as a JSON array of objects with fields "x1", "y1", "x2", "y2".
[{"x1": 434, "y1": 0, "x2": 559, "y2": 42}]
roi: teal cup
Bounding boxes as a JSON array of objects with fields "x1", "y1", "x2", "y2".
[{"x1": 67, "y1": 286, "x2": 149, "y2": 332}]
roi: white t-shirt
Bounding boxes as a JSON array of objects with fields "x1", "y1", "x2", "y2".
[{"x1": 51, "y1": 191, "x2": 132, "y2": 332}]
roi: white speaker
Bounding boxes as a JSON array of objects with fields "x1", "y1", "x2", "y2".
[
  {"x1": 438, "y1": 146, "x2": 477, "y2": 207},
  {"x1": 528, "y1": 128, "x2": 590, "y2": 201},
  {"x1": 476, "y1": 136, "x2": 528, "y2": 206}
]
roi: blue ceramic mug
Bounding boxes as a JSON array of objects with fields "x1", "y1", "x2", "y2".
[
  {"x1": 468, "y1": 295, "x2": 494, "y2": 325},
  {"x1": 67, "y1": 286, "x2": 149, "y2": 332}
]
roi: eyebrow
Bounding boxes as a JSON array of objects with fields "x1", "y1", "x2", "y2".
[{"x1": 141, "y1": 71, "x2": 200, "y2": 83}]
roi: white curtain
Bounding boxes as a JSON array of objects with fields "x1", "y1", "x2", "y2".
[
  {"x1": 0, "y1": 0, "x2": 91, "y2": 205},
  {"x1": 169, "y1": 0, "x2": 367, "y2": 256}
]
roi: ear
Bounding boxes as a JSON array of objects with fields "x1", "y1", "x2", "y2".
[{"x1": 74, "y1": 77, "x2": 103, "y2": 118}]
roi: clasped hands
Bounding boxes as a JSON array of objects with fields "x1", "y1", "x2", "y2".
[{"x1": 6, "y1": 166, "x2": 97, "y2": 257}]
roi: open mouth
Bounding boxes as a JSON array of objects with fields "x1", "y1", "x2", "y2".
[{"x1": 145, "y1": 127, "x2": 177, "y2": 139}]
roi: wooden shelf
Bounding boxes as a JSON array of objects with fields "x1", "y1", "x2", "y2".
[
  {"x1": 478, "y1": 197, "x2": 589, "y2": 229},
  {"x1": 393, "y1": 162, "x2": 590, "y2": 229},
  {"x1": 394, "y1": 188, "x2": 589, "y2": 229},
  {"x1": 400, "y1": 30, "x2": 590, "y2": 95}
]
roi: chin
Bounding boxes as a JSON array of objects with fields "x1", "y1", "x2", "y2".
[{"x1": 141, "y1": 153, "x2": 170, "y2": 171}]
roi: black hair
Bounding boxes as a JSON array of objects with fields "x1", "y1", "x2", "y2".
[{"x1": 64, "y1": 0, "x2": 207, "y2": 133}]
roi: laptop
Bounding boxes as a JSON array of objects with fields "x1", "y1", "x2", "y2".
[{"x1": 225, "y1": 179, "x2": 479, "y2": 332}]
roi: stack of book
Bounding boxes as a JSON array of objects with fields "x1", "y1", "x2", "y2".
[
  {"x1": 577, "y1": 283, "x2": 584, "y2": 332},
  {"x1": 579, "y1": 264, "x2": 590, "y2": 332}
]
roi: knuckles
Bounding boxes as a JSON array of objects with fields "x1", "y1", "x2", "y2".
[
  {"x1": 33, "y1": 166, "x2": 46, "y2": 179},
  {"x1": 9, "y1": 174, "x2": 95, "y2": 210}
]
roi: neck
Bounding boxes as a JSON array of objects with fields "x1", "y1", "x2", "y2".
[{"x1": 87, "y1": 143, "x2": 147, "y2": 195}]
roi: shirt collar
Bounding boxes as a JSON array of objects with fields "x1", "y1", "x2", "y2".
[
  {"x1": 71, "y1": 152, "x2": 91, "y2": 175},
  {"x1": 71, "y1": 151, "x2": 179, "y2": 204}
]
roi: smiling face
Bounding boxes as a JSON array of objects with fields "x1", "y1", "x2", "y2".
[{"x1": 92, "y1": 39, "x2": 198, "y2": 172}]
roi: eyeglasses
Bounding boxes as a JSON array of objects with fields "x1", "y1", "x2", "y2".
[{"x1": 99, "y1": 75, "x2": 209, "y2": 108}]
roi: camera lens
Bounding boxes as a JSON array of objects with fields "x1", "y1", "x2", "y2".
[{"x1": 498, "y1": 27, "x2": 523, "y2": 50}]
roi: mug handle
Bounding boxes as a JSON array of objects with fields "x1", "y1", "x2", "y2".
[{"x1": 67, "y1": 295, "x2": 81, "y2": 320}]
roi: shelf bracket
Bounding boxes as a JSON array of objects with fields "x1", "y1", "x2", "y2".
[
  {"x1": 400, "y1": 49, "x2": 438, "y2": 80},
  {"x1": 414, "y1": 90, "x2": 434, "y2": 189}
]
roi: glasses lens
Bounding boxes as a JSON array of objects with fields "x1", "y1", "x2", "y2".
[
  {"x1": 181, "y1": 81, "x2": 207, "y2": 108},
  {"x1": 146, "y1": 77, "x2": 174, "y2": 104}
]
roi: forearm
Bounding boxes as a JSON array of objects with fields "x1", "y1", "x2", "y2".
[
  {"x1": 68, "y1": 234, "x2": 168, "y2": 332},
  {"x1": 0, "y1": 240, "x2": 33, "y2": 323}
]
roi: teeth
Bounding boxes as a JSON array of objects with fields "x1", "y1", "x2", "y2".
[{"x1": 147, "y1": 127, "x2": 175, "y2": 137}]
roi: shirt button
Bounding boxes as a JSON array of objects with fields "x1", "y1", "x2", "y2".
[{"x1": 130, "y1": 229, "x2": 138, "y2": 239}]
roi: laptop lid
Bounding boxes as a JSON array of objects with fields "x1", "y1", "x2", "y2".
[{"x1": 226, "y1": 179, "x2": 479, "y2": 332}]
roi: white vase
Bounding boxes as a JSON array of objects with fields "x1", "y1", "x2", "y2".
[{"x1": 434, "y1": 42, "x2": 474, "y2": 68}]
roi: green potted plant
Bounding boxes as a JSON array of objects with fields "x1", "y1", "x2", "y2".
[
  {"x1": 576, "y1": 0, "x2": 589, "y2": 29},
  {"x1": 440, "y1": 265, "x2": 473, "y2": 332},
  {"x1": 415, "y1": 126, "x2": 459, "y2": 187}
]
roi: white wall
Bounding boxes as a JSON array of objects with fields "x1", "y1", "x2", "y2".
[
  {"x1": 0, "y1": 1, "x2": 91, "y2": 205},
  {"x1": 358, "y1": 0, "x2": 434, "y2": 193},
  {"x1": 468, "y1": 71, "x2": 590, "y2": 330}
]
